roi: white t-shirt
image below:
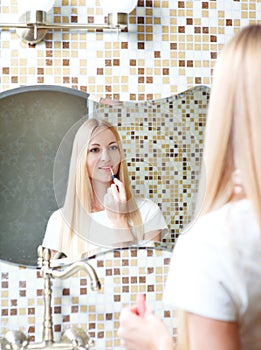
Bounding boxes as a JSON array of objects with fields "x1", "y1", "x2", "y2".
[
  {"x1": 43, "y1": 198, "x2": 167, "y2": 257},
  {"x1": 164, "y1": 199, "x2": 261, "y2": 350}
]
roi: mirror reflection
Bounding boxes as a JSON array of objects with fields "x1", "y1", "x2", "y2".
[
  {"x1": 43, "y1": 118, "x2": 168, "y2": 260},
  {"x1": 0, "y1": 85, "x2": 210, "y2": 266}
]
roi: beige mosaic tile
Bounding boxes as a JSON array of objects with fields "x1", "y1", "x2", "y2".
[{"x1": 1, "y1": 1, "x2": 260, "y2": 98}]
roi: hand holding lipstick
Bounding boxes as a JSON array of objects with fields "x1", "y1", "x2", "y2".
[
  {"x1": 118, "y1": 296, "x2": 173, "y2": 350},
  {"x1": 103, "y1": 175, "x2": 132, "y2": 232}
]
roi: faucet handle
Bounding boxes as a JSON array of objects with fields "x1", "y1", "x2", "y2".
[
  {"x1": 37, "y1": 245, "x2": 51, "y2": 268},
  {"x1": 37, "y1": 245, "x2": 44, "y2": 267},
  {"x1": 61, "y1": 328, "x2": 94, "y2": 349},
  {"x1": 1, "y1": 331, "x2": 28, "y2": 350}
]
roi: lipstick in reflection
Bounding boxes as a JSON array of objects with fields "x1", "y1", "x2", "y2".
[{"x1": 110, "y1": 166, "x2": 116, "y2": 181}]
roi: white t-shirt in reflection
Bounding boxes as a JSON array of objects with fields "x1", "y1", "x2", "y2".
[{"x1": 42, "y1": 198, "x2": 168, "y2": 257}]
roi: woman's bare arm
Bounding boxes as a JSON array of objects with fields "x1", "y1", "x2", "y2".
[{"x1": 187, "y1": 313, "x2": 240, "y2": 350}]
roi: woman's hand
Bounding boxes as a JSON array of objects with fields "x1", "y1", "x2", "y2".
[
  {"x1": 104, "y1": 178, "x2": 129, "y2": 228},
  {"x1": 118, "y1": 306, "x2": 174, "y2": 350}
]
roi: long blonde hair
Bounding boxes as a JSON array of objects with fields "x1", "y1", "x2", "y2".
[
  {"x1": 177, "y1": 24, "x2": 261, "y2": 350},
  {"x1": 60, "y1": 118, "x2": 143, "y2": 257},
  {"x1": 199, "y1": 24, "x2": 261, "y2": 227}
]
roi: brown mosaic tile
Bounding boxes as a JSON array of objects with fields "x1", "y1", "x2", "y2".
[
  {"x1": 10, "y1": 299, "x2": 17, "y2": 306},
  {"x1": 106, "y1": 269, "x2": 112, "y2": 276},
  {"x1": 2, "y1": 281, "x2": 8, "y2": 288},
  {"x1": 114, "y1": 292, "x2": 122, "y2": 303},
  {"x1": 37, "y1": 77, "x2": 44, "y2": 83},
  {"x1": 28, "y1": 308, "x2": 35, "y2": 315},
  {"x1": 54, "y1": 306, "x2": 62, "y2": 313},
  {"x1": 28, "y1": 326, "x2": 35, "y2": 333},
  {"x1": 139, "y1": 277, "x2": 146, "y2": 283},
  {"x1": 131, "y1": 276, "x2": 138, "y2": 283},
  {"x1": 178, "y1": 1, "x2": 185, "y2": 8},
  {"x1": 71, "y1": 306, "x2": 79, "y2": 313},
  {"x1": 11, "y1": 76, "x2": 18, "y2": 83},
  {"x1": 106, "y1": 313, "x2": 113, "y2": 320},
  {"x1": 54, "y1": 325, "x2": 62, "y2": 332},
  {"x1": 114, "y1": 268, "x2": 120, "y2": 275},
  {"x1": 195, "y1": 77, "x2": 202, "y2": 84},
  {"x1": 62, "y1": 288, "x2": 70, "y2": 296},
  {"x1": 63, "y1": 315, "x2": 70, "y2": 322}
]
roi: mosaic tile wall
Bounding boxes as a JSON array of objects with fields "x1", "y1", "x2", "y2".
[
  {"x1": 0, "y1": 0, "x2": 260, "y2": 100},
  {"x1": 93, "y1": 85, "x2": 210, "y2": 244},
  {"x1": 0, "y1": 247, "x2": 175, "y2": 350}
]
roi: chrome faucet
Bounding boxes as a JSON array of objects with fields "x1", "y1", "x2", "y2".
[
  {"x1": 38, "y1": 246, "x2": 101, "y2": 292},
  {"x1": 1, "y1": 246, "x2": 101, "y2": 350}
]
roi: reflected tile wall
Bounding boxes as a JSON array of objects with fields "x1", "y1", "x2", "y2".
[
  {"x1": 93, "y1": 85, "x2": 210, "y2": 243},
  {"x1": 0, "y1": 1, "x2": 260, "y2": 99},
  {"x1": 0, "y1": 247, "x2": 175, "y2": 350}
]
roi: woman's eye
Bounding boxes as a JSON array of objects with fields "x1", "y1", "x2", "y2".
[
  {"x1": 109, "y1": 144, "x2": 119, "y2": 151},
  {"x1": 89, "y1": 147, "x2": 100, "y2": 153}
]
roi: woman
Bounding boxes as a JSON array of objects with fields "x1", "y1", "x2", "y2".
[
  {"x1": 43, "y1": 118, "x2": 167, "y2": 259},
  {"x1": 118, "y1": 24, "x2": 261, "y2": 350}
]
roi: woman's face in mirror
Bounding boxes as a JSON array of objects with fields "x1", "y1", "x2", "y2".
[{"x1": 86, "y1": 127, "x2": 121, "y2": 183}]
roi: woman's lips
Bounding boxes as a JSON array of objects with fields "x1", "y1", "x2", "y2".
[{"x1": 99, "y1": 166, "x2": 112, "y2": 172}]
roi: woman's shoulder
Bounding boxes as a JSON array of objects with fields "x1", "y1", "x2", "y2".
[
  {"x1": 46, "y1": 208, "x2": 63, "y2": 225},
  {"x1": 199, "y1": 199, "x2": 255, "y2": 228},
  {"x1": 179, "y1": 199, "x2": 257, "y2": 248},
  {"x1": 48, "y1": 208, "x2": 62, "y2": 218}
]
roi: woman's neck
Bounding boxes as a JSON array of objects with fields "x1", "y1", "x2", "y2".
[{"x1": 91, "y1": 180, "x2": 111, "y2": 212}]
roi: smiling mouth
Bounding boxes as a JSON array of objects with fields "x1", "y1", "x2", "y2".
[{"x1": 99, "y1": 166, "x2": 112, "y2": 171}]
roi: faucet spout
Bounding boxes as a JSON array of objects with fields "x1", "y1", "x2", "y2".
[
  {"x1": 50, "y1": 261, "x2": 101, "y2": 291},
  {"x1": 35, "y1": 246, "x2": 101, "y2": 348}
]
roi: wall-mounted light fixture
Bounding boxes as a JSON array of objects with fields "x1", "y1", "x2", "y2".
[{"x1": 0, "y1": 0, "x2": 138, "y2": 45}]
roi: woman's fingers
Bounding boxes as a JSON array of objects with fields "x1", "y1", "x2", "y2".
[
  {"x1": 104, "y1": 184, "x2": 127, "y2": 214},
  {"x1": 110, "y1": 178, "x2": 127, "y2": 202}
]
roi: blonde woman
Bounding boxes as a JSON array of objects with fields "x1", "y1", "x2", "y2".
[
  {"x1": 43, "y1": 118, "x2": 167, "y2": 259},
  {"x1": 118, "y1": 24, "x2": 261, "y2": 350}
]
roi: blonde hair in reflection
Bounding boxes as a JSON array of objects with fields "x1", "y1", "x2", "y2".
[
  {"x1": 178, "y1": 24, "x2": 261, "y2": 350},
  {"x1": 59, "y1": 118, "x2": 143, "y2": 257}
]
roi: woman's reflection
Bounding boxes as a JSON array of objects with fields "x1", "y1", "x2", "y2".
[{"x1": 42, "y1": 118, "x2": 168, "y2": 259}]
